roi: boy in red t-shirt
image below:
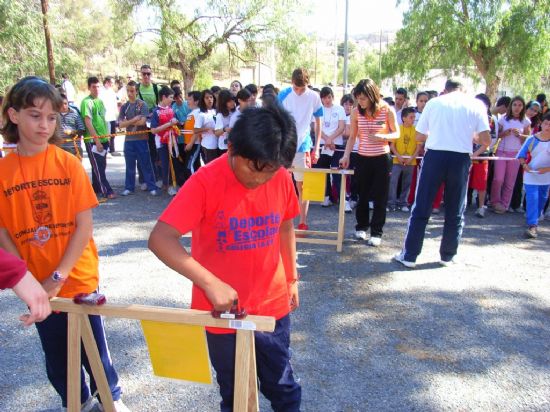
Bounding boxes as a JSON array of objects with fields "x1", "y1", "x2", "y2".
[{"x1": 149, "y1": 105, "x2": 301, "y2": 411}]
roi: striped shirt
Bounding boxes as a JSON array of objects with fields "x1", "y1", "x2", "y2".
[{"x1": 357, "y1": 106, "x2": 391, "y2": 157}]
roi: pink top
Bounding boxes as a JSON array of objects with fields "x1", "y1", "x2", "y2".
[{"x1": 357, "y1": 106, "x2": 391, "y2": 157}]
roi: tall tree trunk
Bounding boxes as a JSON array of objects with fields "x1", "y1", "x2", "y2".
[
  {"x1": 182, "y1": 71, "x2": 195, "y2": 94},
  {"x1": 484, "y1": 74, "x2": 501, "y2": 103},
  {"x1": 40, "y1": 0, "x2": 56, "y2": 85}
]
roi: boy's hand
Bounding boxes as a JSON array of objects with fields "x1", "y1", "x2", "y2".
[
  {"x1": 205, "y1": 278, "x2": 238, "y2": 311},
  {"x1": 288, "y1": 283, "x2": 299, "y2": 311}
]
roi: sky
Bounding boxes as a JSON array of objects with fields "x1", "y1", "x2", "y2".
[{"x1": 301, "y1": 0, "x2": 408, "y2": 37}]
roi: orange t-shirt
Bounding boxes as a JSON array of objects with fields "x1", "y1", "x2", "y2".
[
  {"x1": 182, "y1": 108, "x2": 199, "y2": 144},
  {"x1": 0, "y1": 144, "x2": 100, "y2": 297},
  {"x1": 159, "y1": 153, "x2": 299, "y2": 333}
]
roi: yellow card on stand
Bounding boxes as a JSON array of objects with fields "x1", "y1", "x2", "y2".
[
  {"x1": 141, "y1": 320, "x2": 212, "y2": 384},
  {"x1": 302, "y1": 171, "x2": 326, "y2": 202}
]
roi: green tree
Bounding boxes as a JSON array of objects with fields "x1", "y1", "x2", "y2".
[
  {"x1": 384, "y1": 0, "x2": 550, "y2": 100},
  {"x1": 117, "y1": 0, "x2": 305, "y2": 92}
]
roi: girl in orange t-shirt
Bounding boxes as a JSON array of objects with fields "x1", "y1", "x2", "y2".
[{"x1": 0, "y1": 77, "x2": 129, "y2": 412}]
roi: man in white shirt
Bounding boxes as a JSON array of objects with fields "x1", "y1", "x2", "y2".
[
  {"x1": 394, "y1": 87, "x2": 408, "y2": 125},
  {"x1": 278, "y1": 68, "x2": 323, "y2": 230},
  {"x1": 61, "y1": 73, "x2": 76, "y2": 104},
  {"x1": 394, "y1": 79, "x2": 491, "y2": 268},
  {"x1": 100, "y1": 76, "x2": 121, "y2": 155}
]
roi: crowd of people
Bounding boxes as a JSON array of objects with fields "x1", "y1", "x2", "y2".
[{"x1": 0, "y1": 66, "x2": 549, "y2": 412}]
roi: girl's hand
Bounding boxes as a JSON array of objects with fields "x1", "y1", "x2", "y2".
[
  {"x1": 340, "y1": 155, "x2": 350, "y2": 169},
  {"x1": 184, "y1": 143, "x2": 193, "y2": 152},
  {"x1": 204, "y1": 278, "x2": 238, "y2": 312}
]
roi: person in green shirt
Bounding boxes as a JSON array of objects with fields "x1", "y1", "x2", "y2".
[{"x1": 81, "y1": 76, "x2": 115, "y2": 199}]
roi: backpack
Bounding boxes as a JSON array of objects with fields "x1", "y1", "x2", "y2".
[{"x1": 137, "y1": 83, "x2": 159, "y2": 108}]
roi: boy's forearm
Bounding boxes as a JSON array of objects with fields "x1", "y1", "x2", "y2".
[{"x1": 279, "y1": 219, "x2": 298, "y2": 283}]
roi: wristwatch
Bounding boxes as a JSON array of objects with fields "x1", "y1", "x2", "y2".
[{"x1": 51, "y1": 270, "x2": 66, "y2": 283}]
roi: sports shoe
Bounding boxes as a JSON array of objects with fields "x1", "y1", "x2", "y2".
[
  {"x1": 393, "y1": 252, "x2": 416, "y2": 268},
  {"x1": 367, "y1": 237, "x2": 381, "y2": 247},
  {"x1": 140, "y1": 183, "x2": 148, "y2": 191},
  {"x1": 355, "y1": 230, "x2": 368, "y2": 240},
  {"x1": 349, "y1": 200, "x2": 358, "y2": 209},
  {"x1": 120, "y1": 189, "x2": 132, "y2": 196},
  {"x1": 321, "y1": 196, "x2": 333, "y2": 207},
  {"x1": 97, "y1": 197, "x2": 107, "y2": 204},
  {"x1": 524, "y1": 225, "x2": 538, "y2": 239},
  {"x1": 512, "y1": 207, "x2": 525, "y2": 214},
  {"x1": 439, "y1": 257, "x2": 458, "y2": 267},
  {"x1": 475, "y1": 207, "x2": 485, "y2": 218},
  {"x1": 98, "y1": 399, "x2": 132, "y2": 412},
  {"x1": 493, "y1": 204, "x2": 506, "y2": 214},
  {"x1": 401, "y1": 205, "x2": 410, "y2": 212},
  {"x1": 167, "y1": 186, "x2": 178, "y2": 196},
  {"x1": 432, "y1": 208, "x2": 440, "y2": 214},
  {"x1": 344, "y1": 200, "x2": 352, "y2": 213},
  {"x1": 369, "y1": 201, "x2": 374, "y2": 210},
  {"x1": 150, "y1": 190, "x2": 160, "y2": 196}
]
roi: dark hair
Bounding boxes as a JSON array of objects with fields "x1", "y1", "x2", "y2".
[
  {"x1": 140, "y1": 64, "x2": 152, "y2": 71},
  {"x1": 170, "y1": 79, "x2": 181, "y2": 89},
  {"x1": 263, "y1": 84, "x2": 275, "y2": 92},
  {"x1": 230, "y1": 80, "x2": 242, "y2": 89},
  {"x1": 103, "y1": 76, "x2": 113, "y2": 85},
  {"x1": 496, "y1": 96, "x2": 511, "y2": 108},
  {"x1": 526, "y1": 100, "x2": 542, "y2": 123},
  {"x1": 505, "y1": 95, "x2": 526, "y2": 121},
  {"x1": 542, "y1": 111, "x2": 550, "y2": 122},
  {"x1": 172, "y1": 86, "x2": 183, "y2": 99},
  {"x1": 127, "y1": 80, "x2": 138, "y2": 88},
  {"x1": 536, "y1": 94, "x2": 547, "y2": 105},
  {"x1": 87, "y1": 76, "x2": 100, "y2": 87},
  {"x1": 1, "y1": 76, "x2": 63, "y2": 144},
  {"x1": 236, "y1": 88, "x2": 252, "y2": 103},
  {"x1": 353, "y1": 79, "x2": 383, "y2": 117},
  {"x1": 61, "y1": 73, "x2": 68, "y2": 79},
  {"x1": 228, "y1": 105, "x2": 297, "y2": 170},
  {"x1": 444, "y1": 79, "x2": 462, "y2": 92},
  {"x1": 217, "y1": 89, "x2": 235, "y2": 117},
  {"x1": 199, "y1": 89, "x2": 215, "y2": 112},
  {"x1": 416, "y1": 91, "x2": 429, "y2": 101},
  {"x1": 475, "y1": 93, "x2": 492, "y2": 112},
  {"x1": 427, "y1": 90, "x2": 438, "y2": 99},
  {"x1": 59, "y1": 93, "x2": 67, "y2": 101},
  {"x1": 211, "y1": 85, "x2": 222, "y2": 94},
  {"x1": 291, "y1": 68, "x2": 309, "y2": 87},
  {"x1": 159, "y1": 86, "x2": 174, "y2": 100},
  {"x1": 340, "y1": 94, "x2": 353, "y2": 106},
  {"x1": 187, "y1": 90, "x2": 201, "y2": 102},
  {"x1": 244, "y1": 84, "x2": 258, "y2": 95},
  {"x1": 395, "y1": 87, "x2": 407, "y2": 98},
  {"x1": 383, "y1": 96, "x2": 395, "y2": 106},
  {"x1": 401, "y1": 107, "x2": 416, "y2": 121},
  {"x1": 320, "y1": 86, "x2": 333, "y2": 99}
]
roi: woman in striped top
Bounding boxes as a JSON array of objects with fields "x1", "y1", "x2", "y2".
[{"x1": 340, "y1": 79, "x2": 399, "y2": 246}]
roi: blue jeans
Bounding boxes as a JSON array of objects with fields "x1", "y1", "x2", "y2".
[
  {"x1": 525, "y1": 184, "x2": 550, "y2": 226},
  {"x1": 403, "y1": 150, "x2": 471, "y2": 262},
  {"x1": 123, "y1": 139, "x2": 157, "y2": 191},
  {"x1": 206, "y1": 315, "x2": 301, "y2": 412},
  {"x1": 35, "y1": 312, "x2": 121, "y2": 407}
]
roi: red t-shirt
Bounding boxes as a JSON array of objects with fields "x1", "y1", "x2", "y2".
[
  {"x1": 159, "y1": 153, "x2": 299, "y2": 332},
  {"x1": 0, "y1": 249, "x2": 27, "y2": 290}
]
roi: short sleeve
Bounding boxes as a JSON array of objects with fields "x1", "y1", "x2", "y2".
[
  {"x1": 337, "y1": 106, "x2": 346, "y2": 121},
  {"x1": 415, "y1": 101, "x2": 431, "y2": 135},
  {"x1": 140, "y1": 101, "x2": 149, "y2": 116},
  {"x1": 282, "y1": 171, "x2": 300, "y2": 221},
  {"x1": 215, "y1": 115, "x2": 223, "y2": 130},
  {"x1": 150, "y1": 108, "x2": 160, "y2": 128},
  {"x1": 80, "y1": 99, "x2": 92, "y2": 119},
  {"x1": 159, "y1": 175, "x2": 206, "y2": 235},
  {"x1": 474, "y1": 100, "x2": 490, "y2": 133},
  {"x1": 118, "y1": 103, "x2": 128, "y2": 122},
  {"x1": 516, "y1": 137, "x2": 533, "y2": 160},
  {"x1": 194, "y1": 112, "x2": 205, "y2": 128}
]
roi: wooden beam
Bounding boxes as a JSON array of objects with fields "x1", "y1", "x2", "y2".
[
  {"x1": 80, "y1": 315, "x2": 115, "y2": 412},
  {"x1": 50, "y1": 299, "x2": 275, "y2": 332},
  {"x1": 233, "y1": 330, "x2": 253, "y2": 411},
  {"x1": 67, "y1": 313, "x2": 81, "y2": 412},
  {"x1": 247, "y1": 335, "x2": 259, "y2": 411}
]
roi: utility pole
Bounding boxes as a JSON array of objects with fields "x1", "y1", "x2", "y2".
[
  {"x1": 343, "y1": 0, "x2": 349, "y2": 95},
  {"x1": 378, "y1": 29, "x2": 382, "y2": 84},
  {"x1": 40, "y1": 0, "x2": 56, "y2": 85}
]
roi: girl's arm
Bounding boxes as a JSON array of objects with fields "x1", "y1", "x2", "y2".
[
  {"x1": 340, "y1": 109, "x2": 358, "y2": 168},
  {"x1": 151, "y1": 118, "x2": 178, "y2": 134},
  {"x1": 373, "y1": 106, "x2": 400, "y2": 141},
  {"x1": 41, "y1": 208, "x2": 94, "y2": 297}
]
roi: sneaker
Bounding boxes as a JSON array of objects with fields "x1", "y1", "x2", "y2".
[
  {"x1": 512, "y1": 207, "x2": 525, "y2": 213},
  {"x1": 321, "y1": 196, "x2": 333, "y2": 207},
  {"x1": 369, "y1": 201, "x2": 374, "y2": 210},
  {"x1": 149, "y1": 190, "x2": 160, "y2": 196},
  {"x1": 524, "y1": 225, "x2": 538, "y2": 239},
  {"x1": 355, "y1": 230, "x2": 368, "y2": 240},
  {"x1": 393, "y1": 252, "x2": 416, "y2": 268},
  {"x1": 344, "y1": 200, "x2": 352, "y2": 213},
  {"x1": 97, "y1": 197, "x2": 107, "y2": 204},
  {"x1": 367, "y1": 237, "x2": 381, "y2": 247},
  {"x1": 493, "y1": 204, "x2": 506, "y2": 214},
  {"x1": 439, "y1": 257, "x2": 458, "y2": 267},
  {"x1": 401, "y1": 205, "x2": 410, "y2": 212},
  {"x1": 98, "y1": 399, "x2": 132, "y2": 412},
  {"x1": 120, "y1": 189, "x2": 132, "y2": 196},
  {"x1": 167, "y1": 186, "x2": 178, "y2": 196},
  {"x1": 349, "y1": 200, "x2": 358, "y2": 209},
  {"x1": 140, "y1": 183, "x2": 148, "y2": 191},
  {"x1": 475, "y1": 207, "x2": 485, "y2": 218},
  {"x1": 110, "y1": 151, "x2": 122, "y2": 157},
  {"x1": 432, "y1": 208, "x2": 440, "y2": 214}
]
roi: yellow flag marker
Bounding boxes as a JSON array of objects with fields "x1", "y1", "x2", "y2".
[
  {"x1": 141, "y1": 321, "x2": 212, "y2": 384},
  {"x1": 302, "y1": 171, "x2": 326, "y2": 201}
]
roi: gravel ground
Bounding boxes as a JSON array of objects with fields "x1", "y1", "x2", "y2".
[{"x1": 1, "y1": 154, "x2": 549, "y2": 412}]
